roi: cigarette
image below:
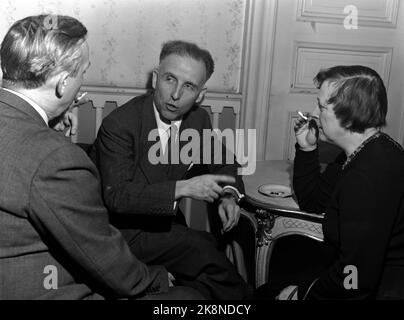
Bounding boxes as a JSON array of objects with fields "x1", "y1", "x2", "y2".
[
  {"x1": 298, "y1": 111, "x2": 308, "y2": 121},
  {"x1": 74, "y1": 91, "x2": 88, "y2": 103}
]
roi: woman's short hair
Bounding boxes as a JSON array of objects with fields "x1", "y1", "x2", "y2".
[
  {"x1": 159, "y1": 40, "x2": 215, "y2": 82},
  {"x1": 314, "y1": 65, "x2": 387, "y2": 133},
  {"x1": 1, "y1": 15, "x2": 87, "y2": 89}
]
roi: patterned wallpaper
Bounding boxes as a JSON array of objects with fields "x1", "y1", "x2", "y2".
[{"x1": 0, "y1": 0, "x2": 246, "y2": 93}]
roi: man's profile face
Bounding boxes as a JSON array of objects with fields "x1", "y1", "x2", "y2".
[{"x1": 152, "y1": 54, "x2": 207, "y2": 123}]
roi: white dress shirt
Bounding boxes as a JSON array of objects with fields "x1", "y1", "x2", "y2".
[
  {"x1": 153, "y1": 103, "x2": 181, "y2": 154},
  {"x1": 153, "y1": 103, "x2": 181, "y2": 210}
]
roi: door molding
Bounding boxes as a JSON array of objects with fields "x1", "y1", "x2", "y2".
[
  {"x1": 240, "y1": 0, "x2": 278, "y2": 161},
  {"x1": 400, "y1": 103, "x2": 404, "y2": 146}
]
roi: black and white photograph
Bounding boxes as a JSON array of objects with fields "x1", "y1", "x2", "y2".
[{"x1": 0, "y1": 0, "x2": 403, "y2": 313}]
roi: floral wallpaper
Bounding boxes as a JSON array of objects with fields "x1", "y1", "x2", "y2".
[{"x1": 0, "y1": 0, "x2": 247, "y2": 93}]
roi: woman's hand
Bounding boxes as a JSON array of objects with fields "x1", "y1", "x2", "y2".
[{"x1": 294, "y1": 117, "x2": 318, "y2": 152}]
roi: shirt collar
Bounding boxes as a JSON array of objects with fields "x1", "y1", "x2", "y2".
[
  {"x1": 153, "y1": 102, "x2": 181, "y2": 134},
  {"x1": 2, "y1": 87, "x2": 49, "y2": 126}
]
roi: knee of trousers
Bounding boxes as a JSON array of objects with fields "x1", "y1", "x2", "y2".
[{"x1": 181, "y1": 230, "x2": 219, "y2": 257}]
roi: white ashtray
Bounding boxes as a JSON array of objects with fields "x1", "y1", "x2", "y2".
[{"x1": 258, "y1": 184, "x2": 292, "y2": 198}]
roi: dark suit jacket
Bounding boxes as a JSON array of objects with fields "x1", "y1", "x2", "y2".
[
  {"x1": 92, "y1": 93, "x2": 244, "y2": 230},
  {"x1": 0, "y1": 89, "x2": 168, "y2": 300}
]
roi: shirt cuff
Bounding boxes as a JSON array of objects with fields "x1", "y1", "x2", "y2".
[{"x1": 222, "y1": 185, "x2": 244, "y2": 203}]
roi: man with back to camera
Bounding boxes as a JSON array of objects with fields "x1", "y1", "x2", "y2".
[
  {"x1": 92, "y1": 40, "x2": 249, "y2": 300},
  {"x1": 0, "y1": 14, "x2": 202, "y2": 300}
]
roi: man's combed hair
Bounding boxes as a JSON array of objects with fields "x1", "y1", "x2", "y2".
[
  {"x1": 314, "y1": 65, "x2": 387, "y2": 133},
  {"x1": 0, "y1": 15, "x2": 87, "y2": 89},
  {"x1": 160, "y1": 40, "x2": 215, "y2": 81}
]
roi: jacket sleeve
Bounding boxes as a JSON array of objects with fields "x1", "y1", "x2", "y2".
[
  {"x1": 293, "y1": 145, "x2": 343, "y2": 214},
  {"x1": 28, "y1": 144, "x2": 168, "y2": 298},
  {"x1": 94, "y1": 114, "x2": 177, "y2": 216}
]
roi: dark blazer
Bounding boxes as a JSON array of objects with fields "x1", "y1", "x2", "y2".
[
  {"x1": 92, "y1": 93, "x2": 244, "y2": 228},
  {"x1": 0, "y1": 89, "x2": 168, "y2": 299},
  {"x1": 293, "y1": 133, "x2": 404, "y2": 299}
]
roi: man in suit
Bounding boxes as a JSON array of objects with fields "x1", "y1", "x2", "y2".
[
  {"x1": 92, "y1": 40, "x2": 249, "y2": 300},
  {"x1": 0, "y1": 15, "x2": 202, "y2": 300}
]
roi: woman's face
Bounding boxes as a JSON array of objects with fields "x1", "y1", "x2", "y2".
[{"x1": 313, "y1": 81, "x2": 346, "y2": 144}]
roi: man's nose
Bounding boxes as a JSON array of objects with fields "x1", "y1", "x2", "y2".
[{"x1": 171, "y1": 84, "x2": 182, "y2": 101}]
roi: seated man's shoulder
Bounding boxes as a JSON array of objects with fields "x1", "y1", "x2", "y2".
[
  {"x1": 108, "y1": 93, "x2": 151, "y2": 117},
  {"x1": 190, "y1": 104, "x2": 209, "y2": 116},
  {"x1": 102, "y1": 93, "x2": 151, "y2": 127},
  {"x1": 184, "y1": 105, "x2": 211, "y2": 124}
]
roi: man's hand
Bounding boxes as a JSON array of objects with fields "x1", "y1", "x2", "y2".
[
  {"x1": 51, "y1": 91, "x2": 88, "y2": 137},
  {"x1": 276, "y1": 285, "x2": 298, "y2": 300},
  {"x1": 218, "y1": 196, "x2": 240, "y2": 232},
  {"x1": 52, "y1": 111, "x2": 78, "y2": 137},
  {"x1": 175, "y1": 174, "x2": 236, "y2": 202}
]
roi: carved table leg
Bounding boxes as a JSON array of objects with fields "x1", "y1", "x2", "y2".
[
  {"x1": 255, "y1": 210, "x2": 275, "y2": 288},
  {"x1": 254, "y1": 210, "x2": 324, "y2": 288}
]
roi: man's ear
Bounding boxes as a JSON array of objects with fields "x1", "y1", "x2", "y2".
[
  {"x1": 56, "y1": 73, "x2": 69, "y2": 99},
  {"x1": 152, "y1": 69, "x2": 158, "y2": 89},
  {"x1": 196, "y1": 87, "x2": 207, "y2": 104}
]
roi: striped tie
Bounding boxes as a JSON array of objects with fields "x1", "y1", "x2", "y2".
[{"x1": 164, "y1": 125, "x2": 178, "y2": 169}]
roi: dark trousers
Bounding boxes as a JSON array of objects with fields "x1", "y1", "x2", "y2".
[
  {"x1": 138, "y1": 286, "x2": 204, "y2": 300},
  {"x1": 119, "y1": 222, "x2": 248, "y2": 300}
]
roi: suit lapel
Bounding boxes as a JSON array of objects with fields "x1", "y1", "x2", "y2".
[{"x1": 0, "y1": 88, "x2": 48, "y2": 127}]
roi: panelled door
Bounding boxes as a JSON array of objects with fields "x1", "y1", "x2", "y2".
[{"x1": 265, "y1": 0, "x2": 404, "y2": 160}]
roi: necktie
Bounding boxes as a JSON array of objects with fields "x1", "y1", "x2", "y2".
[{"x1": 164, "y1": 125, "x2": 178, "y2": 170}]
